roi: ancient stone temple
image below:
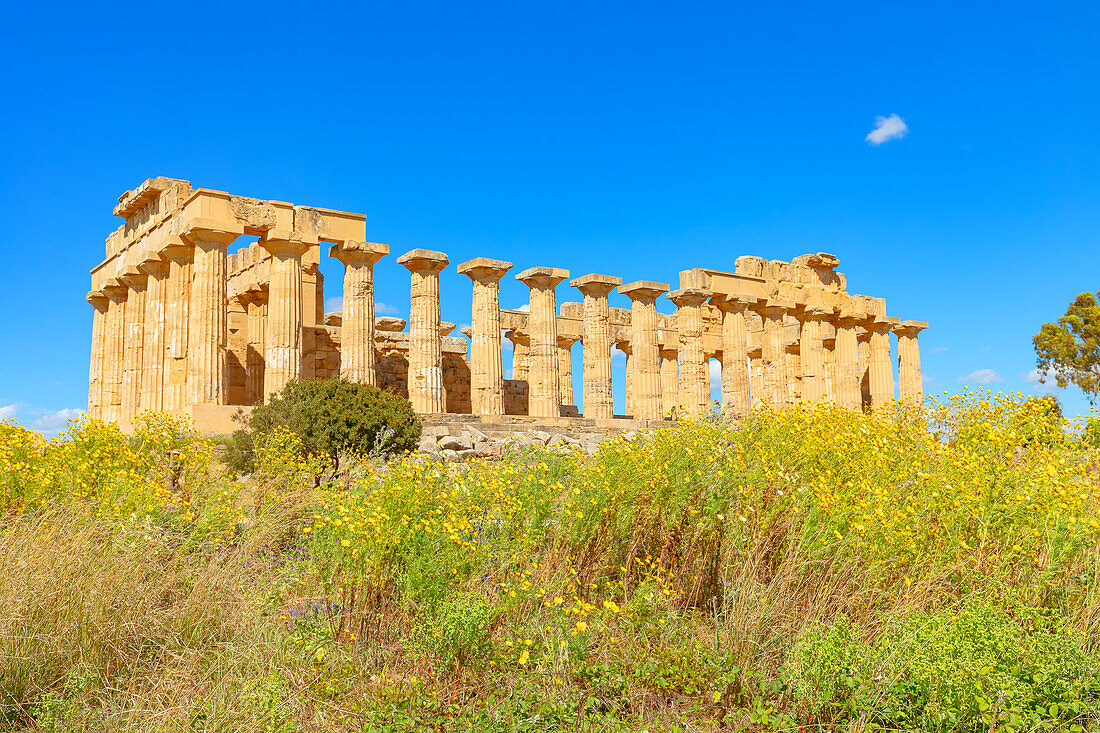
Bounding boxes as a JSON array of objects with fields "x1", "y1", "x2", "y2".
[{"x1": 87, "y1": 178, "x2": 928, "y2": 432}]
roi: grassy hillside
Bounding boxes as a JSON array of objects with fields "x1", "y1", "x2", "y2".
[{"x1": 2, "y1": 393, "x2": 1099, "y2": 731}]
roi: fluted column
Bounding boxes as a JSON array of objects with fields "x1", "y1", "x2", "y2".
[
  {"x1": 832, "y1": 310, "x2": 865, "y2": 410},
  {"x1": 557, "y1": 334, "x2": 581, "y2": 406},
  {"x1": 619, "y1": 281, "x2": 669, "y2": 420},
  {"x1": 669, "y1": 288, "x2": 710, "y2": 417},
  {"x1": 571, "y1": 274, "x2": 621, "y2": 419},
  {"x1": 615, "y1": 340, "x2": 634, "y2": 416},
  {"x1": 138, "y1": 258, "x2": 169, "y2": 413},
  {"x1": 713, "y1": 296, "x2": 752, "y2": 415},
  {"x1": 259, "y1": 233, "x2": 310, "y2": 399},
  {"x1": 458, "y1": 257, "x2": 513, "y2": 415},
  {"x1": 119, "y1": 268, "x2": 148, "y2": 429},
  {"x1": 822, "y1": 331, "x2": 837, "y2": 403},
  {"x1": 504, "y1": 329, "x2": 529, "y2": 381},
  {"x1": 748, "y1": 346, "x2": 764, "y2": 407},
  {"x1": 517, "y1": 267, "x2": 570, "y2": 418},
  {"x1": 798, "y1": 305, "x2": 832, "y2": 404},
  {"x1": 101, "y1": 280, "x2": 128, "y2": 425},
  {"x1": 858, "y1": 327, "x2": 872, "y2": 410},
  {"x1": 398, "y1": 249, "x2": 450, "y2": 413},
  {"x1": 753, "y1": 299, "x2": 793, "y2": 409},
  {"x1": 332, "y1": 241, "x2": 390, "y2": 385},
  {"x1": 86, "y1": 290, "x2": 109, "y2": 418},
  {"x1": 659, "y1": 345, "x2": 678, "y2": 415},
  {"x1": 893, "y1": 320, "x2": 928, "y2": 404},
  {"x1": 183, "y1": 224, "x2": 241, "y2": 406},
  {"x1": 162, "y1": 242, "x2": 192, "y2": 413},
  {"x1": 243, "y1": 286, "x2": 268, "y2": 405},
  {"x1": 869, "y1": 316, "x2": 900, "y2": 410}
]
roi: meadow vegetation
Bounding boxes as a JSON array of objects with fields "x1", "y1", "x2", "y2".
[{"x1": 2, "y1": 392, "x2": 1100, "y2": 731}]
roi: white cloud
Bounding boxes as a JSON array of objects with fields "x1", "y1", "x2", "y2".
[
  {"x1": 324, "y1": 296, "x2": 343, "y2": 312},
  {"x1": 928, "y1": 346, "x2": 948, "y2": 355},
  {"x1": 611, "y1": 348, "x2": 625, "y2": 360},
  {"x1": 0, "y1": 404, "x2": 16, "y2": 420},
  {"x1": 30, "y1": 408, "x2": 83, "y2": 435},
  {"x1": 1021, "y1": 366, "x2": 1058, "y2": 389},
  {"x1": 959, "y1": 369, "x2": 1004, "y2": 385},
  {"x1": 865, "y1": 114, "x2": 909, "y2": 146},
  {"x1": 376, "y1": 302, "x2": 400, "y2": 316},
  {"x1": 515, "y1": 303, "x2": 530, "y2": 313}
]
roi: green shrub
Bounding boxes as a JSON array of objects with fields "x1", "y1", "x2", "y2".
[
  {"x1": 407, "y1": 591, "x2": 495, "y2": 669},
  {"x1": 235, "y1": 378, "x2": 421, "y2": 473}
]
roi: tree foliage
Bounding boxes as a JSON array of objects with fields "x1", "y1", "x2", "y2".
[
  {"x1": 234, "y1": 378, "x2": 422, "y2": 474},
  {"x1": 1033, "y1": 291, "x2": 1100, "y2": 402}
]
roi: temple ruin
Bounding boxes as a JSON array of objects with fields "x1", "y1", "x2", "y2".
[{"x1": 86, "y1": 177, "x2": 928, "y2": 432}]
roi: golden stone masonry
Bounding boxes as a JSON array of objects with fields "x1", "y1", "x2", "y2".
[{"x1": 87, "y1": 178, "x2": 928, "y2": 432}]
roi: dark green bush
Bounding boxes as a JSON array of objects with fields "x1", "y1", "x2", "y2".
[{"x1": 232, "y1": 378, "x2": 421, "y2": 473}]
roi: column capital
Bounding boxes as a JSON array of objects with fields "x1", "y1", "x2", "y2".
[
  {"x1": 457, "y1": 257, "x2": 513, "y2": 282},
  {"x1": 668, "y1": 287, "x2": 711, "y2": 308},
  {"x1": 261, "y1": 229, "x2": 316, "y2": 258},
  {"x1": 834, "y1": 308, "x2": 868, "y2": 327},
  {"x1": 557, "y1": 333, "x2": 582, "y2": 347},
  {"x1": 800, "y1": 303, "x2": 838, "y2": 320},
  {"x1": 330, "y1": 240, "x2": 389, "y2": 266},
  {"x1": 86, "y1": 290, "x2": 108, "y2": 308},
  {"x1": 180, "y1": 218, "x2": 244, "y2": 248},
  {"x1": 751, "y1": 297, "x2": 793, "y2": 318},
  {"x1": 377, "y1": 316, "x2": 407, "y2": 332},
  {"x1": 138, "y1": 256, "x2": 170, "y2": 279},
  {"x1": 397, "y1": 248, "x2": 449, "y2": 273},
  {"x1": 505, "y1": 327, "x2": 529, "y2": 344},
  {"x1": 618, "y1": 280, "x2": 670, "y2": 302},
  {"x1": 440, "y1": 322, "x2": 456, "y2": 336},
  {"x1": 118, "y1": 266, "x2": 149, "y2": 289},
  {"x1": 570, "y1": 272, "x2": 621, "y2": 296},
  {"x1": 893, "y1": 319, "x2": 929, "y2": 337},
  {"x1": 517, "y1": 266, "x2": 570, "y2": 289},
  {"x1": 103, "y1": 278, "x2": 128, "y2": 300},
  {"x1": 869, "y1": 315, "x2": 901, "y2": 334},
  {"x1": 711, "y1": 293, "x2": 760, "y2": 312}
]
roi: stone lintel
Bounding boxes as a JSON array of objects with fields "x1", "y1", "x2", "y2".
[
  {"x1": 569, "y1": 273, "x2": 622, "y2": 293},
  {"x1": 516, "y1": 266, "x2": 570, "y2": 287},
  {"x1": 457, "y1": 257, "x2": 513, "y2": 280},
  {"x1": 375, "y1": 316, "x2": 407, "y2": 332},
  {"x1": 802, "y1": 303, "x2": 838, "y2": 318},
  {"x1": 396, "y1": 248, "x2": 449, "y2": 272},
  {"x1": 560, "y1": 302, "x2": 584, "y2": 318},
  {"x1": 329, "y1": 240, "x2": 389, "y2": 264},
  {"x1": 618, "y1": 280, "x2": 670, "y2": 300}
]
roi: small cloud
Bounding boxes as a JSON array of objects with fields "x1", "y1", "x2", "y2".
[
  {"x1": 324, "y1": 296, "x2": 343, "y2": 312},
  {"x1": 865, "y1": 113, "x2": 909, "y2": 146},
  {"x1": 376, "y1": 302, "x2": 400, "y2": 316},
  {"x1": 1021, "y1": 366, "x2": 1058, "y2": 389},
  {"x1": 515, "y1": 303, "x2": 530, "y2": 313},
  {"x1": 928, "y1": 346, "x2": 948, "y2": 355},
  {"x1": 923, "y1": 374, "x2": 942, "y2": 391},
  {"x1": 611, "y1": 349, "x2": 625, "y2": 360},
  {"x1": 959, "y1": 368, "x2": 1003, "y2": 385},
  {"x1": 0, "y1": 404, "x2": 17, "y2": 420}
]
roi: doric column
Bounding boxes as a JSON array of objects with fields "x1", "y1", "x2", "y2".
[
  {"x1": 748, "y1": 346, "x2": 763, "y2": 407},
  {"x1": 858, "y1": 327, "x2": 872, "y2": 410},
  {"x1": 619, "y1": 281, "x2": 670, "y2": 420},
  {"x1": 570, "y1": 273, "x2": 621, "y2": 420},
  {"x1": 101, "y1": 279, "x2": 128, "y2": 424},
  {"x1": 260, "y1": 231, "x2": 313, "y2": 399},
  {"x1": 139, "y1": 257, "x2": 170, "y2": 414},
  {"x1": 86, "y1": 290, "x2": 109, "y2": 418},
  {"x1": 659, "y1": 345, "x2": 678, "y2": 415},
  {"x1": 668, "y1": 287, "x2": 711, "y2": 417},
  {"x1": 557, "y1": 334, "x2": 581, "y2": 406},
  {"x1": 243, "y1": 285, "x2": 268, "y2": 405},
  {"x1": 458, "y1": 257, "x2": 513, "y2": 415},
  {"x1": 822, "y1": 330, "x2": 837, "y2": 403},
  {"x1": 397, "y1": 248, "x2": 449, "y2": 413},
  {"x1": 614, "y1": 339, "x2": 634, "y2": 416},
  {"x1": 516, "y1": 267, "x2": 570, "y2": 418},
  {"x1": 893, "y1": 320, "x2": 928, "y2": 404},
  {"x1": 712, "y1": 295, "x2": 753, "y2": 415},
  {"x1": 162, "y1": 242, "x2": 192, "y2": 413},
  {"x1": 118, "y1": 268, "x2": 148, "y2": 429},
  {"x1": 505, "y1": 329, "x2": 530, "y2": 380},
  {"x1": 182, "y1": 223, "x2": 241, "y2": 406},
  {"x1": 331, "y1": 241, "x2": 390, "y2": 385},
  {"x1": 752, "y1": 299, "x2": 794, "y2": 409},
  {"x1": 797, "y1": 305, "x2": 833, "y2": 404},
  {"x1": 869, "y1": 316, "x2": 900, "y2": 410},
  {"x1": 831, "y1": 310, "x2": 865, "y2": 410}
]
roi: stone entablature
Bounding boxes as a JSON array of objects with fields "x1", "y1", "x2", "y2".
[{"x1": 87, "y1": 178, "x2": 928, "y2": 431}]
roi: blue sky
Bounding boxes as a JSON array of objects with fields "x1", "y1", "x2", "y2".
[{"x1": 1, "y1": 0, "x2": 1098, "y2": 432}]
